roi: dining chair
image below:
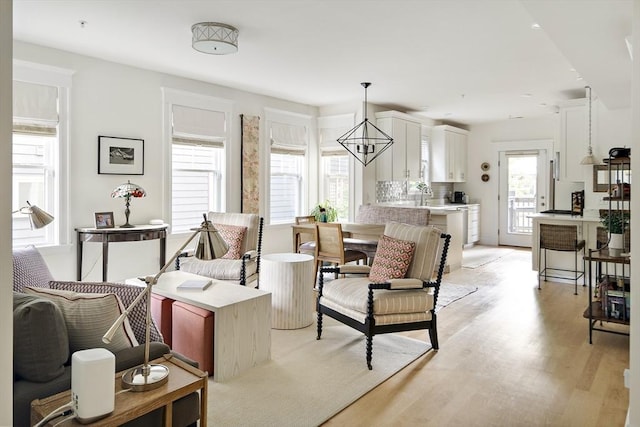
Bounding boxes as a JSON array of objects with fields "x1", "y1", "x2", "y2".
[
  {"x1": 295, "y1": 215, "x2": 317, "y2": 255},
  {"x1": 314, "y1": 223, "x2": 368, "y2": 280}
]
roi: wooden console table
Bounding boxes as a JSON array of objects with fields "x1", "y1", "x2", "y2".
[
  {"x1": 31, "y1": 354, "x2": 207, "y2": 426},
  {"x1": 76, "y1": 224, "x2": 168, "y2": 281}
]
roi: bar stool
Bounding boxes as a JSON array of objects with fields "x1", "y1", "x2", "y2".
[{"x1": 538, "y1": 223, "x2": 585, "y2": 295}]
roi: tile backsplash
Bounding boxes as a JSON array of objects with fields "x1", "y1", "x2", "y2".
[{"x1": 376, "y1": 181, "x2": 454, "y2": 204}]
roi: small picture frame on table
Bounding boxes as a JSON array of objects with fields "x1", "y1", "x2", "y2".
[
  {"x1": 94, "y1": 211, "x2": 115, "y2": 229},
  {"x1": 98, "y1": 135, "x2": 144, "y2": 175}
]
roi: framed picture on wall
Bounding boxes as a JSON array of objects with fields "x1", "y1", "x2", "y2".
[
  {"x1": 94, "y1": 211, "x2": 115, "y2": 229},
  {"x1": 98, "y1": 135, "x2": 144, "y2": 175}
]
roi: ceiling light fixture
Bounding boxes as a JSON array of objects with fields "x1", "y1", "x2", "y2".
[
  {"x1": 337, "y1": 82, "x2": 393, "y2": 167},
  {"x1": 580, "y1": 86, "x2": 596, "y2": 165},
  {"x1": 192, "y1": 22, "x2": 239, "y2": 55}
]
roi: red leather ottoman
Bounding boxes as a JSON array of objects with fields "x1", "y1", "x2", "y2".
[
  {"x1": 171, "y1": 301, "x2": 214, "y2": 375},
  {"x1": 151, "y1": 294, "x2": 174, "y2": 347}
]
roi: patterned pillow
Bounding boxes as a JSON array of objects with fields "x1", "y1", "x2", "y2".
[
  {"x1": 369, "y1": 235, "x2": 416, "y2": 283},
  {"x1": 214, "y1": 223, "x2": 248, "y2": 259},
  {"x1": 49, "y1": 281, "x2": 163, "y2": 344},
  {"x1": 24, "y1": 287, "x2": 139, "y2": 354}
]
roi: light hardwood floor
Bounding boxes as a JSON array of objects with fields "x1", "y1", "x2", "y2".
[{"x1": 323, "y1": 248, "x2": 630, "y2": 427}]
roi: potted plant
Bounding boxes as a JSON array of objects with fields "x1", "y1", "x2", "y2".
[
  {"x1": 600, "y1": 211, "x2": 630, "y2": 254},
  {"x1": 310, "y1": 201, "x2": 338, "y2": 223}
]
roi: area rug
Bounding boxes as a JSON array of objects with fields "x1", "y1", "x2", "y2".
[
  {"x1": 462, "y1": 245, "x2": 515, "y2": 269},
  {"x1": 207, "y1": 318, "x2": 431, "y2": 427},
  {"x1": 437, "y1": 282, "x2": 478, "y2": 311}
]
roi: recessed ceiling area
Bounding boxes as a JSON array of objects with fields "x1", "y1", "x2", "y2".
[{"x1": 12, "y1": 0, "x2": 633, "y2": 125}]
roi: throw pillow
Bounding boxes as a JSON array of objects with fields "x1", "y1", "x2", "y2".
[
  {"x1": 50, "y1": 281, "x2": 163, "y2": 344},
  {"x1": 24, "y1": 287, "x2": 139, "y2": 354},
  {"x1": 13, "y1": 292, "x2": 69, "y2": 382},
  {"x1": 214, "y1": 223, "x2": 248, "y2": 259},
  {"x1": 12, "y1": 245, "x2": 54, "y2": 292},
  {"x1": 369, "y1": 235, "x2": 416, "y2": 283}
]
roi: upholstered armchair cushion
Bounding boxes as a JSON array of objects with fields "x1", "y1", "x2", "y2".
[
  {"x1": 320, "y1": 276, "x2": 434, "y2": 325},
  {"x1": 179, "y1": 257, "x2": 258, "y2": 281},
  {"x1": 49, "y1": 281, "x2": 163, "y2": 344},
  {"x1": 209, "y1": 212, "x2": 260, "y2": 254},
  {"x1": 12, "y1": 245, "x2": 54, "y2": 292},
  {"x1": 178, "y1": 212, "x2": 263, "y2": 287},
  {"x1": 383, "y1": 222, "x2": 442, "y2": 281}
]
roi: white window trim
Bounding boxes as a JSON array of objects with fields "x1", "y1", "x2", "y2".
[
  {"x1": 263, "y1": 108, "x2": 312, "y2": 224},
  {"x1": 13, "y1": 60, "x2": 73, "y2": 247},
  {"x1": 161, "y1": 88, "x2": 234, "y2": 236}
]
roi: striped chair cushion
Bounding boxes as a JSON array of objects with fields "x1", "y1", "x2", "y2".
[
  {"x1": 180, "y1": 257, "x2": 258, "y2": 281},
  {"x1": 24, "y1": 287, "x2": 138, "y2": 354},
  {"x1": 321, "y1": 276, "x2": 434, "y2": 322},
  {"x1": 49, "y1": 281, "x2": 163, "y2": 344},
  {"x1": 383, "y1": 223, "x2": 442, "y2": 281}
]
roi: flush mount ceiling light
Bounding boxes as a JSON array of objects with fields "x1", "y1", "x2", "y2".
[
  {"x1": 192, "y1": 22, "x2": 239, "y2": 55},
  {"x1": 337, "y1": 82, "x2": 393, "y2": 167}
]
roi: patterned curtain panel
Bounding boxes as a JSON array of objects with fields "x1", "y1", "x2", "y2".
[{"x1": 241, "y1": 114, "x2": 260, "y2": 214}]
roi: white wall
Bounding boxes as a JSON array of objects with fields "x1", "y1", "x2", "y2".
[
  {"x1": 458, "y1": 101, "x2": 631, "y2": 246},
  {"x1": 13, "y1": 41, "x2": 318, "y2": 280},
  {"x1": 628, "y1": 1, "x2": 639, "y2": 425},
  {"x1": 1, "y1": 2, "x2": 12, "y2": 424}
]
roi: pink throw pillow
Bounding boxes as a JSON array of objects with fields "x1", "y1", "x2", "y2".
[
  {"x1": 369, "y1": 235, "x2": 416, "y2": 283},
  {"x1": 214, "y1": 223, "x2": 248, "y2": 259}
]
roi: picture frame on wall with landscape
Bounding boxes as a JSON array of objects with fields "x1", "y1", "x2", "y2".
[{"x1": 98, "y1": 135, "x2": 144, "y2": 175}]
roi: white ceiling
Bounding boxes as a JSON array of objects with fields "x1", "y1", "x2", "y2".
[{"x1": 12, "y1": 0, "x2": 634, "y2": 125}]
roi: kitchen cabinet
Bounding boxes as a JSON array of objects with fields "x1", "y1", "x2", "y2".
[
  {"x1": 430, "y1": 125, "x2": 468, "y2": 182},
  {"x1": 558, "y1": 98, "x2": 591, "y2": 182},
  {"x1": 467, "y1": 204, "x2": 480, "y2": 245},
  {"x1": 375, "y1": 111, "x2": 422, "y2": 181}
]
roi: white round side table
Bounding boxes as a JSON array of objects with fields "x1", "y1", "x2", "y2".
[{"x1": 260, "y1": 253, "x2": 315, "y2": 329}]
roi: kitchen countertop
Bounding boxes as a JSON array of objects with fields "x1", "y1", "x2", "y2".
[{"x1": 528, "y1": 212, "x2": 601, "y2": 222}]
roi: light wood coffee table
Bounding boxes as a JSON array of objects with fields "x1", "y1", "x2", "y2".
[{"x1": 127, "y1": 271, "x2": 271, "y2": 382}]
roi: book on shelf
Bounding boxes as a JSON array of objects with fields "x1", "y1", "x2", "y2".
[{"x1": 177, "y1": 279, "x2": 212, "y2": 291}]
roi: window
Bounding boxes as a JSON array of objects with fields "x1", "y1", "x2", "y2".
[
  {"x1": 319, "y1": 114, "x2": 354, "y2": 221},
  {"x1": 321, "y1": 155, "x2": 349, "y2": 221},
  {"x1": 12, "y1": 65, "x2": 71, "y2": 248},
  {"x1": 266, "y1": 113, "x2": 310, "y2": 224},
  {"x1": 170, "y1": 104, "x2": 226, "y2": 233}
]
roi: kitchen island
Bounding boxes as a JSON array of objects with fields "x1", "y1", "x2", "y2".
[
  {"x1": 530, "y1": 213, "x2": 602, "y2": 272},
  {"x1": 371, "y1": 203, "x2": 468, "y2": 272}
]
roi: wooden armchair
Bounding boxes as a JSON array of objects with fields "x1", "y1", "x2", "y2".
[
  {"x1": 177, "y1": 212, "x2": 264, "y2": 287},
  {"x1": 316, "y1": 222, "x2": 450, "y2": 369}
]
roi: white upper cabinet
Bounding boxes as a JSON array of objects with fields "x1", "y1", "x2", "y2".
[
  {"x1": 559, "y1": 98, "x2": 590, "y2": 182},
  {"x1": 430, "y1": 125, "x2": 469, "y2": 182},
  {"x1": 375, "y1": 111, "x2": 422, "y2": 181}
]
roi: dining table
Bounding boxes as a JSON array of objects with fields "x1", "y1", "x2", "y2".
[{"x1": 291, "y1": 222, "x2": 385, "y2": 264}]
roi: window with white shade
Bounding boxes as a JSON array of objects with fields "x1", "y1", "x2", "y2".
[
  {"x1": 319, "y1": 114, "x2": 354, "y2": 221},
  {"x1": 267, "y1": 114, "x2": 310, "y2": 224},
  {"x1": 12, "y1": 67, "x2": 71, "y2": 248},
  {"x1": 171, "y1": 104, "x2": 226, "y2": 233}
]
